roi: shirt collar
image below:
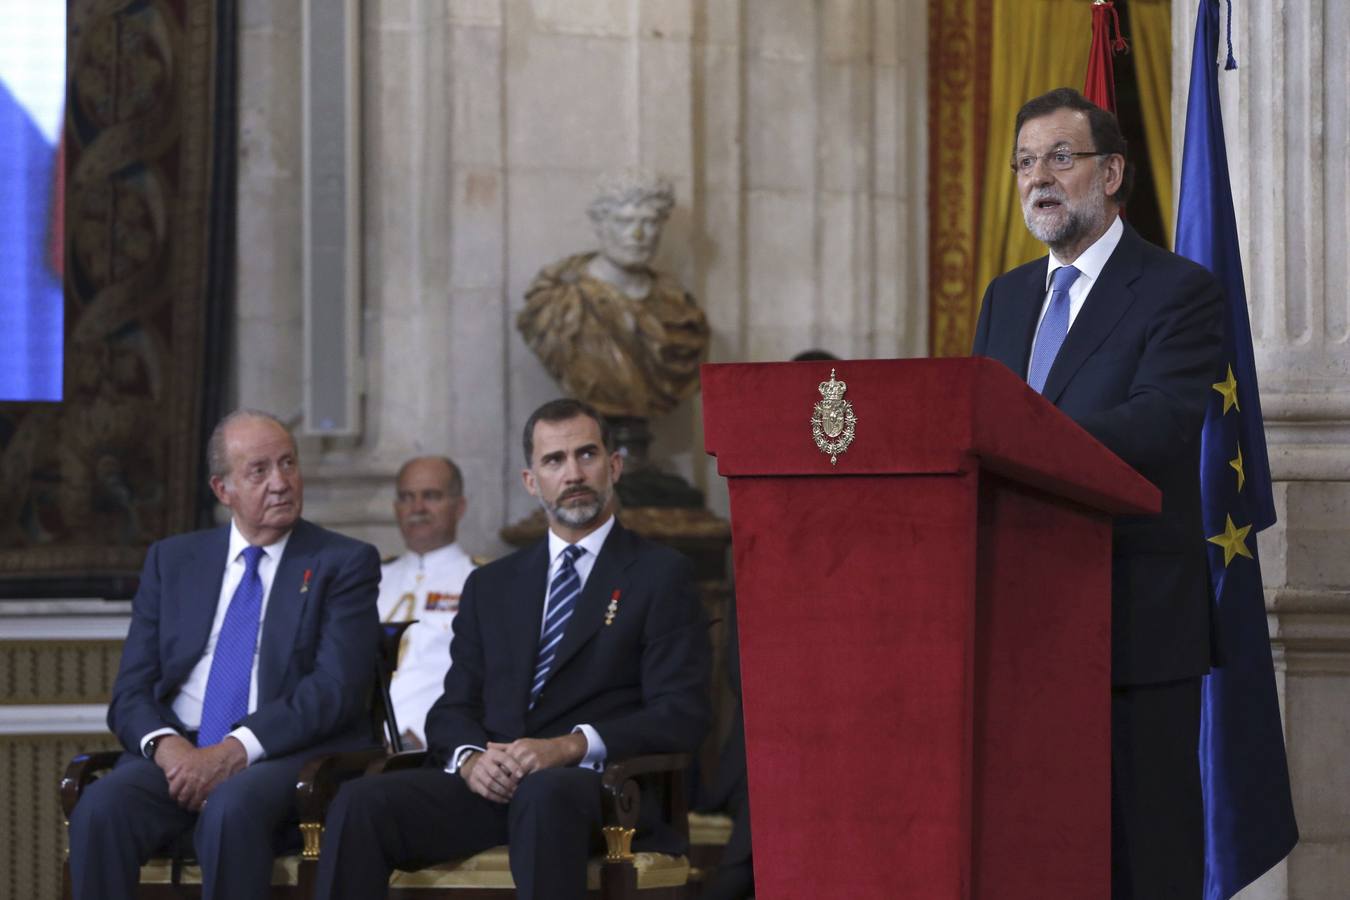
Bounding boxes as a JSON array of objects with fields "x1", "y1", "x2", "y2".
[
  {"x1": 547, "y1": 514, "x2": 617, "y2": 565},
  {"x1": 413, "y1": 541, "x2": 469, "y2": 570},
  {"x1": 227, "y1": 519, "x2": 292, "y2": 564},
  {"x1": 1046, "y1": 214, "x2": 1124, "y2": 290}
]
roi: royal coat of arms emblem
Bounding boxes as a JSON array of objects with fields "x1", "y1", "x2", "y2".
[{"x1": 810, "y1": 368, "x2": 857, "y2": 465}]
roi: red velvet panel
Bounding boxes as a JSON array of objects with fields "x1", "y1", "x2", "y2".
[
  {"x1": 729, "y1": 471, "x2": 1111, "y2": 899},
  {"x1": 730, "y1": 474, "x2": 979, "y2": 899},
  {"x1": 971, "y1": 474, "x2": 1111, "y2": 899}
]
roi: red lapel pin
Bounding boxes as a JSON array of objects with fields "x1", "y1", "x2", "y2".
[{"x1": 604, "y1": 589, "x2": 622, "y2": 626}]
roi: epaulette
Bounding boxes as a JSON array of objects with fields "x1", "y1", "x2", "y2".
[
  {"x1": 381, "y1": 553, "x2": 401, "y2": 565},
  {"x1": 471, "y1": 554, "x2": 493, "y2": 567}
]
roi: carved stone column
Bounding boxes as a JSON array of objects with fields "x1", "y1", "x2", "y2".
[{"x1": 1173, "y1": 2, "x2": 1350, "y2": 897}]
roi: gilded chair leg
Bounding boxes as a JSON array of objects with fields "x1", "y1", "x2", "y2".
[
  {"x1": 300, "y1": 822, "x2": 324, "y2": 860},
  {"x1": 601, "y1": 825, "x2": 635, "y2": 861}
]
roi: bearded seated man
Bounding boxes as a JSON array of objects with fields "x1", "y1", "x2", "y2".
[{"x1": 312, "y1": 398, "x2": 711, "y2": 900}]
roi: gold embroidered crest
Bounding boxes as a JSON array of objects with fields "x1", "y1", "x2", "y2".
[{"x1": 810, "y1": 368, "x2": 857, "y2": 465}]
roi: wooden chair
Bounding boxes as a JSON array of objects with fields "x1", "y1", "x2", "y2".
[
  {"x1": 59, "y1": 621, "x2": 415, "y2": 899},
  {"x1": 297, "y1": 749, "x2": 696, "y2": 900}
]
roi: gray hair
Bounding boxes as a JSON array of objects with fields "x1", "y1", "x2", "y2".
[
  {"x1": 586, "y1": 169, "x2": 676, "y2": 224},
  {"x1": 206, "y1": 409, "x2": 294, "y2": 480}
]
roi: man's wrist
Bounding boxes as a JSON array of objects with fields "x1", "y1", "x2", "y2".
[
  {"x1": 458, "y1": 750, "x2": 480, "y2": 779},
  {"x1": 145, "y1": 734, "x2": 169, "y2": 761},
  {"x1": 561, "y1": 732, "x2": 588, "y2": 766}
]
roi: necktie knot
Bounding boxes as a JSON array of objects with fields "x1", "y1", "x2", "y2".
[
  {"x1": 241, "y1": 545, "x2": 265, "y2": 574},
  {"x1": 1051, "y1": 264, "x2": 1081, "y2": 293},
  {"x1": 560, "y1": 544, "x2": 584, "y2": 568}
]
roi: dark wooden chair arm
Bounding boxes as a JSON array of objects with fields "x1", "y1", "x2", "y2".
[
  {"x1": 295, "y1": 748, "x2": 388, "y2": 823},
  {"x1": 367, "y1": 749, "x2": 429, "y2": 775},
  {"x1": 600, "y1": 753, "x2": 691, "y2": 787},
  {"x1": 60, "y1": 751, "x2": 122, "y2": 819},
  {"x1": 600, "y1": 753, "x2": 692, "y2": 836}
]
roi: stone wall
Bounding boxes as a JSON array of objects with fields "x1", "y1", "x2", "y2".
[{"x1": 235, "y1": 0, "x2": 930, "y2": 558}]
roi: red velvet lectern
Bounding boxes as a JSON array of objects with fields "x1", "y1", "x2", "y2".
[{"x1": 701, "y1": 358, "x2": 1160, "y2": 900}]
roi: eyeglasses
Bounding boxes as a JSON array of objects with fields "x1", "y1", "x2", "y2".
[{"x1": 1011, "y1": 149, "x2": 1108, "y2": 176}]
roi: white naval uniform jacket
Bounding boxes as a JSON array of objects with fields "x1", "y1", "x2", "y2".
[{"x1": 377, "y1": 542, "x2": 476, "y2": 743}]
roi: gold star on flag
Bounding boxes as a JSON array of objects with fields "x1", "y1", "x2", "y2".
[
  {"x1": 1212, "y1": 364, "x2": 1240, "y2": 415},
  {"x1": 1207, "y1": 514, "x2": 1253, "y2": 567},
  {"x1": 1230, "y1": 444, "x2": 1245, "y2": 492}
]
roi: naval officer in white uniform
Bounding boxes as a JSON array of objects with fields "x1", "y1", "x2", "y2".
[{"x1": 378, "y1": 456, "x2": 477, "y2": 748}]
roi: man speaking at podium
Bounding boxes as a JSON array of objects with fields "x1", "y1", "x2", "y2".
[{"x1": 972, "y1": 88, "x2": 1223, "y2": 900}]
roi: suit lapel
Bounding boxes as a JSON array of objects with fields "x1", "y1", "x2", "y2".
[
  {"x1": 258, "y1": 520, "x2": 316, "y2": 700},
  {"x1": 1042, "y1": 226, "x2": 1144, "y2": 404},
  {"x1": 177, "y1": 527, "x2": 231, "y2": 680},
  {"x1": 1009, "y1": 259, "x2": 1050, "y2": 376},
  {"x1": 509, "y1": 541, "x2": 552, "y2": 709},
  {"x1": 547, "y1": 525, "x2": 635, "y2": 683}
]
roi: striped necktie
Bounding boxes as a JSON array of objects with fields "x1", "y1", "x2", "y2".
[
  {"x1": 530, "y1": 544, "x2": 585, "y2": 708},
  {"x1": 199, "y1": 545, "x2": 266, "y2": 746},
  {"x1": 1026, "y1": 264, "x2": 1082, "y2": 393}
]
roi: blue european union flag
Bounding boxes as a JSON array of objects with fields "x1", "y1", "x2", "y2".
[{"x1": 1175, "y1": 2, "x2": 1298, "y2": 897}]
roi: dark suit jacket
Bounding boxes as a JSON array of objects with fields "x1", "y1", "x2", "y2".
[
  {"x1": 108, "y1": 518, "x2": 383, "y2": 758},
  {"x1": 425, "y1": 521, "x2": 711, "y2": 767},
  {"x1": 972, "y1": 222, "x2": 1224, "y2": 685}
]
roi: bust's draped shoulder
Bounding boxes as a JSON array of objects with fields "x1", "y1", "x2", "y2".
[{"x1": 518, "y1": 253, "x2": 710, "y2": 418}]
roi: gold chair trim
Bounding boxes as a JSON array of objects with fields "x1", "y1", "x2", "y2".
[{"x1": 388, "y1": 846, "x2": 690, "y2": 891}]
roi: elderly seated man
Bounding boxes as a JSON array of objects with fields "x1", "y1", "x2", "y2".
[{"x1": 67, "y1": 409, "x2": 381, "y2": 900}]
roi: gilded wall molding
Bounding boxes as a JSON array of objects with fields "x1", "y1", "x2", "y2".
[{"x1": 927, "y1": 0, "x2": 992, "y2": 357}]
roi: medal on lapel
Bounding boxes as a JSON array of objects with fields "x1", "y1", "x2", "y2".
[
  {"x1": 604, "y1": 589, "x2": 622, "y2": 626},
  {"x1": 301, "y1": 568, "x2": 313, "y2": 593}
]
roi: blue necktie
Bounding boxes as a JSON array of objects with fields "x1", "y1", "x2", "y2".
[
  {"x1": 1026, "y1": 264, "x2": 1082, "y2": 393},
  {"x1": 199, "y1": 545, "x2": 266, "y2": 747},
  {"x1": 530, "y1": 544, "x2": 585, "y2": 708}
]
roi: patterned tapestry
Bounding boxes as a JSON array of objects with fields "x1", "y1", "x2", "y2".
[
  {"x1": 0, "y1": 0, "x2": 232, "y2": 592},
  {"x1": 927, "y1": 0, "x2": 993, "y2": 358}
]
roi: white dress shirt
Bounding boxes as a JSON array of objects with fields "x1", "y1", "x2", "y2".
[
  {"x1": 449, "y1": 515, "x2": 617, "y2": 776},
  {"x1": 1032, "y1": 213, "x2": 1126, "y2": 341},
  {"x1": 139, "y1": 520, "x2": 291, "y2": 765},
  {"x1": 378, "y1": 542, "x2": 477, "y2": 744}
]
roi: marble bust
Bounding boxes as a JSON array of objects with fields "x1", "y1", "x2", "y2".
[{"x1": 517, "y1": 170, "x2": 710, "y2": 420}]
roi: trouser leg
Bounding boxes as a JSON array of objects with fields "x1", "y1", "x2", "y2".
[
  {"x1": 314, "y1": 767, "x2": 508, "y2": 900},
  {"x1": 700, "y1": 801, "x2": 754, "y2": 900},
  {"x1": 194, "y1": 753, "x2": 306, "y2": 900},
  {"x1": 1111, "y1": 678, "x2": 1204, "y2": 900},
  {"x1": 66, "y1": 753, "x2": 193, "y2": 900},
  {"x1": 508, "y1": 767, "x2": 603, "y2": 900}
]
